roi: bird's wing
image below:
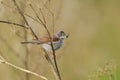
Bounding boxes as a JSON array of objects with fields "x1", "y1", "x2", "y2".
[
  {"x1": 39, "y1": 35, "x2": 60, "y2": 44},
  {"x1": 21, "y1": 35, "x2": 60, "y2": 44}
]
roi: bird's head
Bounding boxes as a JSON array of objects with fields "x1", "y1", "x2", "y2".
[{"x1": 56, "y1": 30, "x2": 69, "y2": 39}]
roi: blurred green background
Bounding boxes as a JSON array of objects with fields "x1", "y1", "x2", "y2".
[{"x1": 0, "y1": 0, "x2": 120, "y2": 80}]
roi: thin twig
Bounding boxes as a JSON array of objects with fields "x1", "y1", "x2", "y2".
[
  {"x1": 25, "y1": 14, "x2": 41, "y2": 24},
  {"x1": 38, "y1": 8, "x2": 46, "y2": 24},
  {"x1": 12, "y1": 1, "x2": 30, "y2": 80},
  {"x1": 40, "y1": 0, "x2": 55, "y2": 35},
  {"x1": 0, "y1": 36, "x2": 25, "y2": 61},
  {"x1": 46, "y1": 0, "x2": 55, "y2": 35},
  {"x1": 29, "y1": 3, "x2": 45, "y2": 26},
  {"x1": 44, "y1": 52, "x2": 55, "y2": 69},
  {"x1": 12, "y1": 0, "x2": 29, "y2": 25},
  {"x1": 11, "y1": 1, "x2": 32, "y2": 80},
  {"x1": 0, "y1": 20, "x2": 27, "y2": 28},
  {"x1": 44, "y1": 50, "x2": 61, "y2": 80},
  {"x1": 24, "y1": 25, "x2": 30, "y2": 80},
  {"x1": 12, "y1": 0, "x2": 38, "y2": 40},
  {"x1": 1, "y1": 1, "x2": 40, "y2": 25},
  {"x1": 0, "y1": 55, "x2": 48, "y2": 80}
]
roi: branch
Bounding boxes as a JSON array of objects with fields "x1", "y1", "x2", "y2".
[
  {"x1": 12, "y1": 0, "x2": 38, "y2": 40},
  {"x1": 0, "y1": 20, "x2": 27, "y2": 28},
  {"x1": 38, "y1": 8, "x2": 46, "y2": 24},
  {"x1": 29, "y1": 3, "x2": 45, "y2": 26},
  {"x1": 11, "y1": 1, "x2": 36, "y2": 80},
  {"x1": 40, "y1": 0, "x2": 55, "y2": 35},
  {"x1": 1, "y1": 1, "x2": 41, "y2": 26},
  {"x1": 25, "y1": 13, "x2": 41, "y2": 24},
  {"x1": 44, "y1": 50, "x2": 61, "y2": 80},
  {"x1": 42, "y1": 24, "x2": 61, "y2": 80},
  {"x1": 24, "y1": 23, "x2": 30, "y2": 80},
  {"x1": 0, "y1": 55, "x2": 48, "y2": 80}
]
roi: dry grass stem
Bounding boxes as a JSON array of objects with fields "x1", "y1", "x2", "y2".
[
  {"x1": 0, "y1": 55, "x2": 48, "y2": 80},
  {"x1": 0, "y1": 20, "x2": 27, "y2": 28},
  {"x1": 12, "y1": 0, "x2": 39, "y2": 40}
]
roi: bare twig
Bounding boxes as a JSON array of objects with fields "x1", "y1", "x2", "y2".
[
  {"x1": 0, "y1": 20, "x2": 27, "y2": 28},
  {"x1": 44, "y1": 50, "x2": 61, "y2": 80},
  {"x1": 0, "y1": 36, "x2": 25, "y2": 61},
  {"x1": 24, "y1": 25, "x2": 30, "y2": 80},
  {"x1": 29, "y1": 3, "x2": 45, "y2": 26},
  {"x1": 47, "y1": 0, "x2": 55, "y2": 35},
  {"x1": 0, "y1": 55, "x2": 48, "y2": 80},
  {"x1": 12, "y1": 0, "x2": 38, "y2": 40},
  {"x1": 12, "y1": 0, "x2": 28, "y2": 25},
  {"x1": 1, "y1": 1, "x2": 40, "y2": 25},
  {"x1": 11, "y1": 1, "x2": 32, "y2": 80},
  {"x1": 38, "y1": 8, "x2": 46, "y2": 24},
  {"x1": 40, "y1": 0, "x2": 55, "y2": 35},
  {"x1": 25, "y1": 14, "x2": 41, "y2": 24}
]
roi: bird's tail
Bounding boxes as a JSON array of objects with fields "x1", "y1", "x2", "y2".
[{"x1": 21, "y1": 40, "x2": 41, "y2": 44}]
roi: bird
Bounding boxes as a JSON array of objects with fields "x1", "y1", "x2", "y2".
[{"x1": 21, "y1": 30, "x2": 69, "y2": 52}]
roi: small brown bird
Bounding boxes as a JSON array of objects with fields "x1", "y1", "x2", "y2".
[{"x1": 21, "y1": 30, "x2": 69, "y2": 52}]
